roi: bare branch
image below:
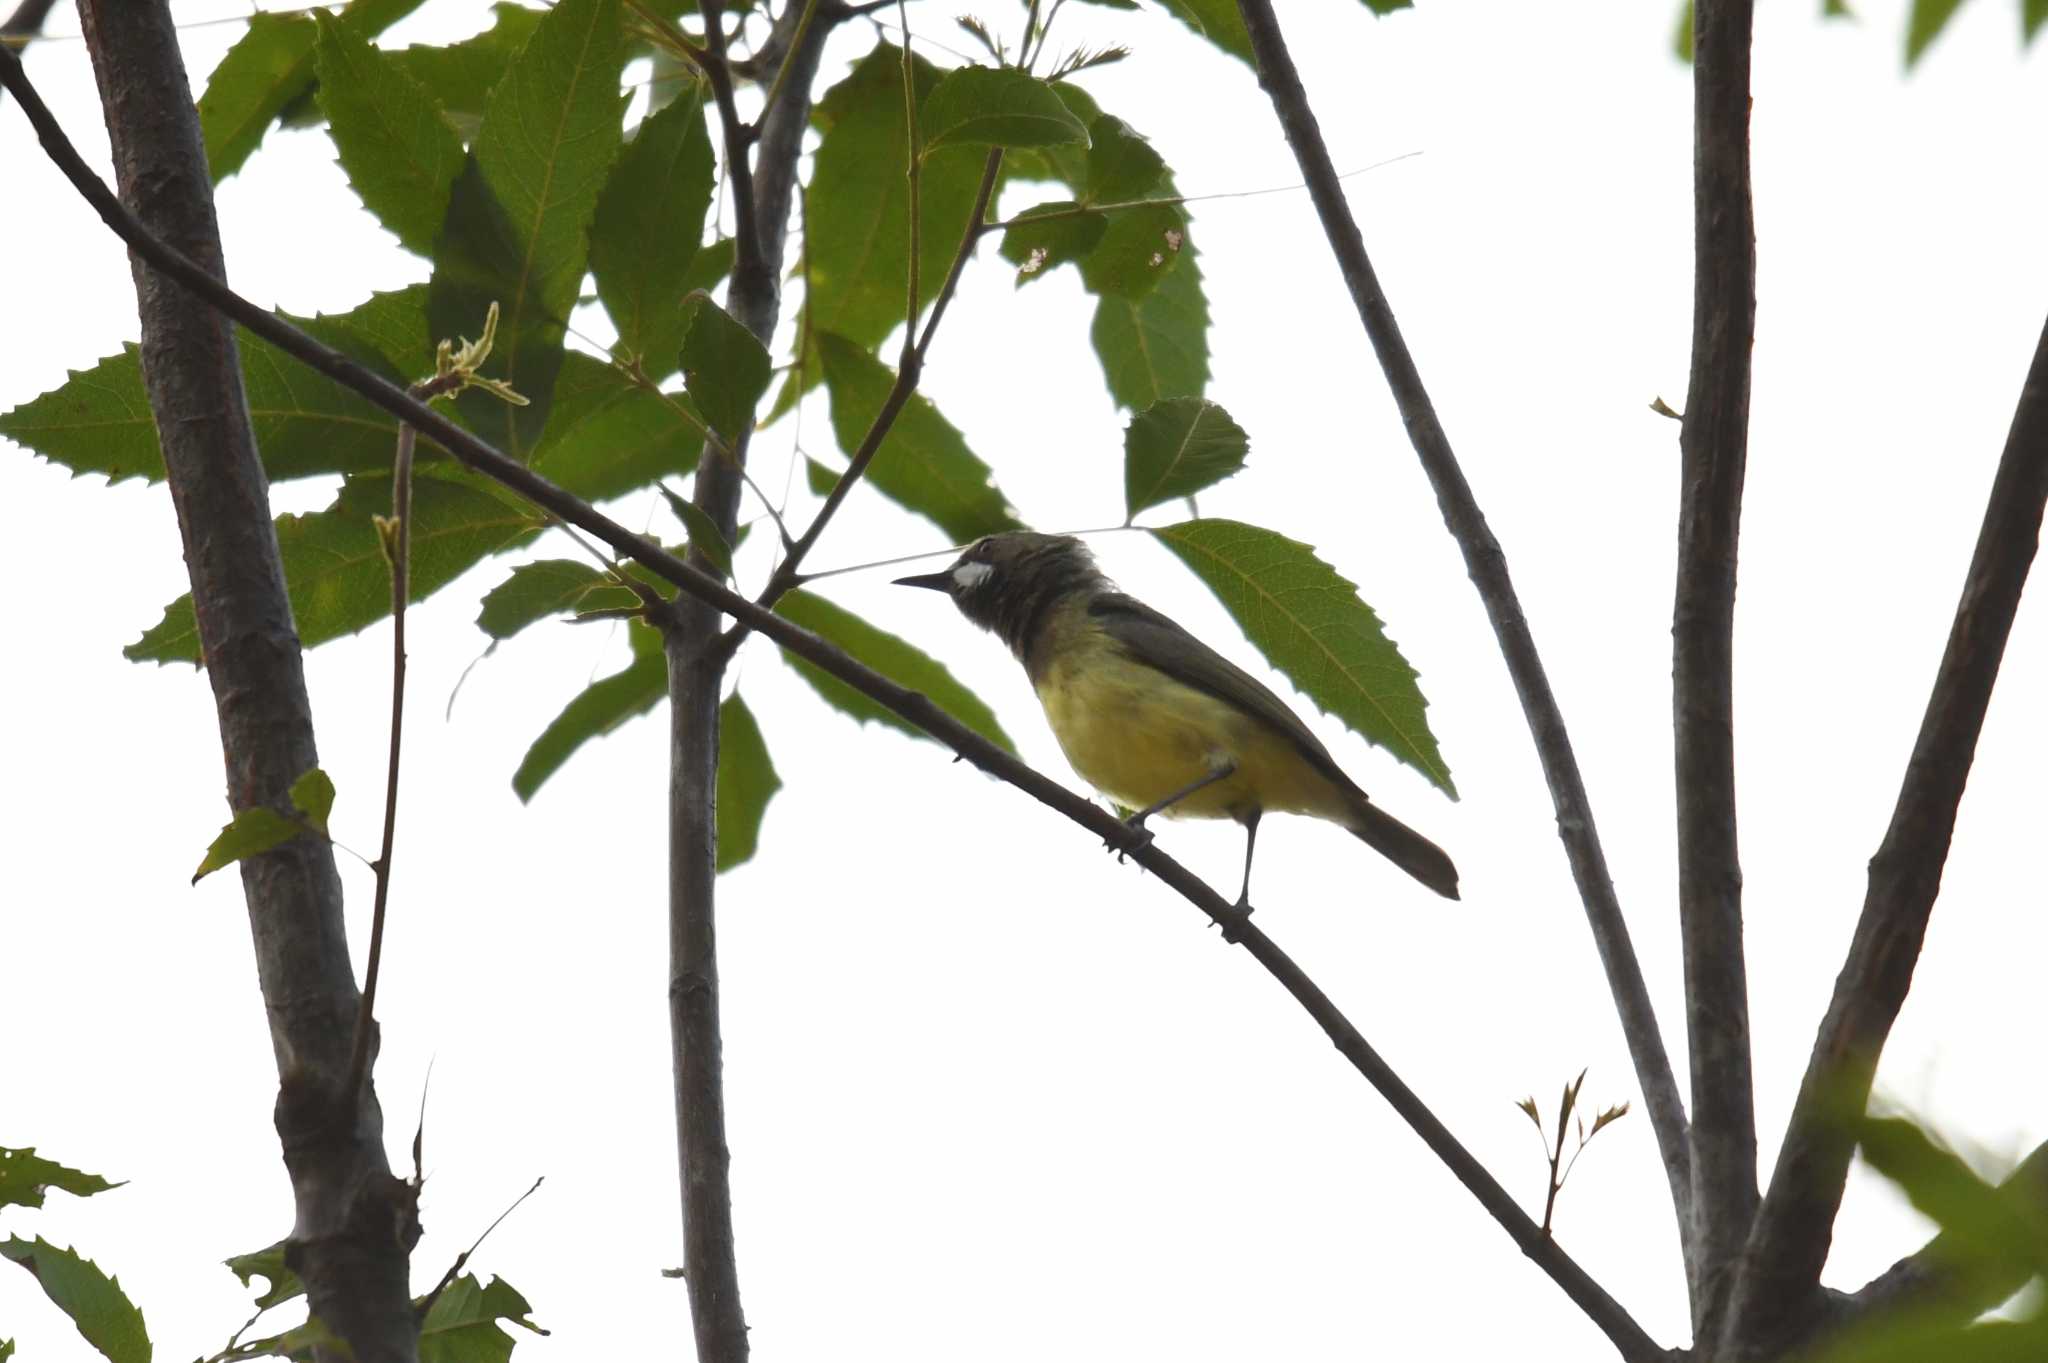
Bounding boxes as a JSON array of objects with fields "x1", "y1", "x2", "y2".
[
  {"x1": 1229, "y1": 0, "x2": 1697, "y2": 1267},
  {"x1": 1726, "y1": 312, "x2": 2048, "y2": 1357},
  {"x1": 1673, "y1": 0, "x2": 1761, "y2": 1339}
]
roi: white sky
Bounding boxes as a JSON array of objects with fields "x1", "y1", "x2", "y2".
[{"x1": 4, "y1": 1, "x2": 2046, "y2": 1359}]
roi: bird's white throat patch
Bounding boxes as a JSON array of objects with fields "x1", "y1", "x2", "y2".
[{"x1": 951, "y1": 561, "x2": 995, "y2": 591}]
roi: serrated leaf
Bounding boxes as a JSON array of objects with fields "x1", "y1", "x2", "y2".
[
  {"x1": 198, "y1": 13, "x2": 319, "y2": 180},
  {"x1": 920, "y1": 66, "x2": 1091, "y2": 151},
  {"x1": 998, "y1": 201, "x2": 1107, "y2": 285},
  {"x1": 314, "y1": 13, "x2": 467, "y2": 257},
  {"x1": 1123, "y1": 396, "x2": 1246, "y2": 518},
  {"x1": 1151, "y1": 519, "x2": 1454, "y2": 796},
  {"x1": 1905, "y1": 0, "x2": 1967, "y2": 63},
  {"x1": 419, "y1": 1274, "x2": 547, "y2": 1363},
  {"x1": 1083, "y1": 116, "x2": 1165, "y2": 202},
  {"x1": 197, "y1": 0, "x2": 425, "y2": 181},
  {"x1": 590, "y1": 86, "x2": 715, "y2": 377},
  {"x1": 814, "y1": 332, "x2": 1021, "y2": 543},
  {"x1": 0, "y1": 1236, "x2": 150, "y2": 1363},
  {"x1": 292, "y1": 768, "x2": 337, "y2": 835},
  {"x1": 526, "y1": 351, "x2": 704, "y2": 503},
  {"x1": 775, "y1": 590, "x2": 1015, "y2": 754},
  {"x1": 0, "y1": 1150, "x2": 120, "y2": 1212},
  {"x1": 393, "y1": 4, "x2": 545, "y2": 141},
  {"x1": 1092, "y1": 239, "x2": 1209, "y2": 409},
  {"x1": 1079, "y1": 199, "x2": 1187, "y2": 299},
  {"x1": 1, "y1": 287, "x2": 440, "y2": 488},
  {"x1": 429, "y1": 0, "x2": 625, "y2": 454},
  {"x1": 804, "y1": 45, "x2": 992, "y2": 351},
  {"x1": 514, "y1": 619, "x2": 665, "y2": 799},
  {"x1": 679, "y1": 294, "x2": 771, "y2": 445},
  {"x1": 224, "y1": 1242, "x2": 303, "y2": 1312},
  {"x1": 658, "y1": 486, "x2": 736, "y2": 578},
  {"x1": 478, "y1": 559, "x2": 635, "y2": 638},
  {"x1": 716, "y1": 694, "x2": 779, "y2": 871},
  {"x1": 131, "y1": 473, "x2": 544, "y2": 666}
]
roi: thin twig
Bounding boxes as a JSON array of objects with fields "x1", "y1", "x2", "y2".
[
  {"x1": 1228, "y1": 0, "x2": 1697, "y2": 1264},
  {"x1": 1, "y1": 60, "x2": 1668, "y2": 1355},
  {"x1": 1725, "y1": 312, "x2": 2048, "y2": 1359},
  {"x1": 723, "y1": 148, "x2": 1005, "y2": 652},
  {"x1": 415, "y1": 1176, "x2": 547, "y2": 1322},
  {"x1": 1672, "y1": 0, "x2": 1760, "y2": 1340}
]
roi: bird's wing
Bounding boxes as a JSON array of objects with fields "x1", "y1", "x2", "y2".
[{"x1": 1087, "y1": 592, "x2": 1363, "y2": 798}]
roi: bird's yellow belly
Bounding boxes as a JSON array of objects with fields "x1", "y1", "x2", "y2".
[{"x1": 1033, "y1": 652, "x2": 1350, "y2": 822}]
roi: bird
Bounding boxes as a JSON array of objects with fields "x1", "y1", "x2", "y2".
[{"x1": 896, "y1": 531, "x2": 1458, "y2": 909}]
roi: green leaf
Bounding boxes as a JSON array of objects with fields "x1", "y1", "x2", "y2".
[
  {"x1": 526, "y1": 351, "x2": 704, "y2": 503},
  {"x1": 590, "y1": 86, "x2": 715, "y2": 377},
  {"x1": 131, "y1": 472, "x2": 543, "y2": 666},
  {"x1": 679, "y1": 294, "x2": 772, "y2": 445},
  {"x1": 314, "y1": 12, "x2": 467, "y2": 257},
  {"x1": 1078, "y1": 199, "x2": 1188, "y2": 299},
  {"x1": 1905, "y1": 0, "x2": 1967, "y2": 63},
  {"x1": 514, "y1": 619, "x2": 665, "y2": 799},
  {"x1": 2027, "y1": 0, "x2": 2047, "y2": 43},
  {"x1": 658, "y1": 486, "x2": 736, "y2": 578},
  {"x1": 1858, "y1": 1118, "x2": 2048, "y2": 1279},
  {"x1": 1, "y1": 1337, "x2": 13, "y2": 1359},
  {"x1": 1092, "y1": 239, "x2": 1210, "y2": 408},
  {"x1": 998, "y1": 201, "x2": 1107, "y2": 285},
  {"x1": 1153, "y1": 0, "x2": 1255, "y2": 66},
  {"x1": 197, "y1": 0, "x2": 425, "y2": 181},
  {"x1": 680, "y1": 237, "x2": 738, "y2": 297},
  {"x1": 1354, "y1": 0, "x2": 1414, "y2": 13},
  {"x1": 393, "y1": 4, "x2": 545, "y2": 141},
  {"x1": 293, "y1": 284, "x2": 437, "y2": 382},
  {"x1": 775, "y1": 590, "x2": 1015, "y2": 754},
  {"x1": 804, "y1": 45, "x2": 992, "y2": 350},
  {"x1": 716, "y1": 694, "x2": 779, "y2": 871},
  {"x1": 920, "y1": 66, "x2": 1091, "y2": 151},
  {"x1": 0, "y1": 1237, "x2": 150, "y2": 1363},
  {"x1": 477, "y1": 559, "x2": 637, "y2": 639},
  {"x1": 224, "y1": 1242, "x2": 303, "y2": 1312},
  {"x1": 1671, "y1": 0, "x2": 1694, "y2": 61},
  {"x1": 419, "y1": 1274, "x2": 547, "y2": 1363},
  {"x1": 1082, "y1": 115, "x2": 1166, "y2": 202},
  {"x1": 1151, "y1": 519, "x2": 1454, "y2": 796},
  {"x1": 0, "y1": 1150, "x2": 119, "y2": 1213},
  {"x1": 429, "y1": 0, "x2": 626, "y2": 454},
  {"x1": 0, "y1": 346, "x2": 159, "y2": 483},
  {"x1": 1123, "y1": 396, "x2": 1247, "y2": 518},
  {"x1": 198, "y1": 13, "x2": 319, "y2": 180},
  {"x1": 192, "y1": 770, "x2": 334, "y2": 883},
  {"x1": 290, "y1": 768, "x2": 337, "y2": 835},
  {"x1": 815, "y1": 332, "x2": 1021, "y2": 543}
]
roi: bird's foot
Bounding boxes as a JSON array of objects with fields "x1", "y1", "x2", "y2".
[{"x1": 1106, "y1": 814, "x2": 1155, "y2": 863}]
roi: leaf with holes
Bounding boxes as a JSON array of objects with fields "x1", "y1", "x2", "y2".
[
  {"x1": 1092, "y1": 239, "x2": 1209, "y2": 409},
  {"x1": 998, "y1": 202, "x2": 1107, "y2": 286},
  {"x1": 0, "y1": 1151, "x2": 119, "y2": 1213}
]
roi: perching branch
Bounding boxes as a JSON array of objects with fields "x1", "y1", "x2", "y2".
[
  {"x1": 1726, "y1": 311, "x2": 2048, "y2": 1359},
  {"x1": 0, "y1": 55, "x2": 1670, "y2": 1358},
  {"x1": 1673, "y1": 0, "x2": 1761, "y2": 1340},
  {"x1": 47, "y1": 6, "x2": 417, "y2": 1360},
  {"x1": 1230, "y1": 0, "x2": 1697, "y2": 1266}
]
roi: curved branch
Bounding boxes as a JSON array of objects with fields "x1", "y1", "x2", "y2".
[
  {"x1": 1726, "y1": 312, "x2": 2048, "y2": 1358},
  {"x1": 1674, "y1": 0, "x2": 1760, "y2": 1339},
  {"x1": 1230, "y1": 0, "x2": 1696, "y2": 1264},
  {"x1": 0, "y1": 56, "x2": 1670, "y2": 1359}
]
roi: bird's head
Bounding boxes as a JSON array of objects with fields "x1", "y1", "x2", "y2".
[{"x1": 895, "y1": 531, "x2": 1104, "y2": 657}]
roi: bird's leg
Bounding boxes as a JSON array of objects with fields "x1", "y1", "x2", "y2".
[
  {"x1": 1234, "y1": 809, "x2": 1261, "y2": 912},
  {"x1": 1108, "y1": 762, "x2": 1237, "y2": 862}
]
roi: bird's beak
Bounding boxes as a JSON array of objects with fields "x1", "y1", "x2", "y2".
[{"x1": 893, "y1": 570, "x2": 955, "y2": 592}]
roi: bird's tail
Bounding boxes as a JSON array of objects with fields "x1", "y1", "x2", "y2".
[{"x1": 1346, "y1": 800, "x2": 1460, "y2": 900}]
